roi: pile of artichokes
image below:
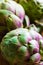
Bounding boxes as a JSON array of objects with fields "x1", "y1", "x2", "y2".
[{"x1": 0, "y1": 0, "x2": 43, "y2": 65}]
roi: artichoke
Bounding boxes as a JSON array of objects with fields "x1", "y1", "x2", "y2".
[
  {"x1": 0, "y1": 9, "x2": 23, "y2": 42},
  {"x1": 1, "y1": 28, "x2": 43, "y2": 65},
  {"x1": 1, "y1": 28, "x2": 31, "y2": 65},
  {"x1": 15, "y1": 0, "x2": 43, "y2": 22},
  {"x1": 0, "y1": 0, "x2": 25, "y2": 42}
]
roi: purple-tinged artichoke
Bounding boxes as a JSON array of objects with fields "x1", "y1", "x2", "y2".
[
  {"x1": 1, "y1": 28, "x2": 43, "y2": 65},
  {"x1": 1, "y1": 28, "x2": 31, "y2": 65},
  {"x1": 0, "y1": 0, "x2": 25, "y2": 42},
  {"x1": 0, "y1": 9, "x2": 23, "y2": 42}
]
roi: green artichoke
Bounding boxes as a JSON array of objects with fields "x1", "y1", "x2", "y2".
[
  {"x1": 1, "y1": 28, "x2": 31, "y2": 65},
  {"x1": 1, "y1": 28, "x2": 43, "y2": 65},
  {"x1": 15, "y1": 0, "x2": 43, "y2": 22}
]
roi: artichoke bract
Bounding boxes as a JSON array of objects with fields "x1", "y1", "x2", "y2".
[
  {"x1": 30, "y1": 53, "x2": 41, "y2": 64},
  {"x1": 39, "y1": 62, "x2": 43, "y2": 65},
  {"x1": 28, "y1": 40, "x2": 39, "y2": 54},
  {"x1": 29, "y1": 29, "x2": 42, "y2": 41},
  {"x1": 39, "y1": 38, "x2": 43, "y2": 60},
  {"x1": 23, "y1": 15, "x2": 30, "y2": 28},
  {"x1": 1, "y1": 28, "x2": 43, "y2": 65}
]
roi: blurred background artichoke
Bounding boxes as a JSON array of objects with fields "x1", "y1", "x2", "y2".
[{"x1": 15, "y1": 0, "x2": 43, "y2": 22}]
